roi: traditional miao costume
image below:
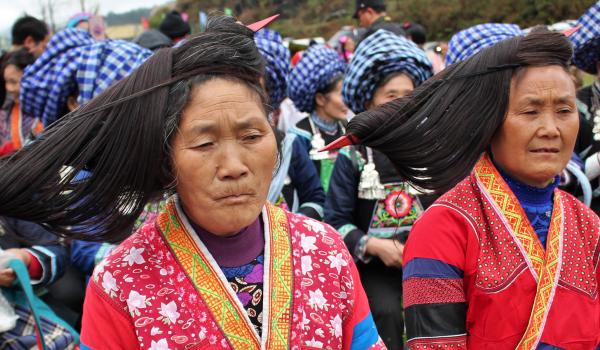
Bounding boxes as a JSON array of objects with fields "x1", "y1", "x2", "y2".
[
  {"x1": 255, "y1": 29, "x2": 325, "y2": 219},
  {"x1": 570, "y1": 3, "x2": 600, "y2": 214},
  {"x1": 288, "y1": 45, "x2": 347, "y2": 194},
  {"x1": 80, "y1": 197, "x2": 385, "y2": 349},
  {"x1": 404, "y1": 155, "x2": 600, "y2": 349},
  {"x1": 325, "y1": 29, "x2": 433, "y2": 350}
]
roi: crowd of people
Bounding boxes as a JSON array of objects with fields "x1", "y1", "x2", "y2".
[{"x1": 0, "y1": 0, "x2": 599, "y2": 349}]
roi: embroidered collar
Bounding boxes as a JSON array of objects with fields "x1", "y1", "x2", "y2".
[{"x1": 310, "y1": 112, "x2": 340, "y2": 135}]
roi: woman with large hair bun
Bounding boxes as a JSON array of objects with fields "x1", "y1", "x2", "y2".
[
  {"x1": 0, "y1": 16, "x2": 384, "y2": 350},
  {"x1": 324, "y1": 29, "x2": 433, "y2": 350},
  {"x1": 323, "y1": 28, "x2": 600, "y2": 349}
]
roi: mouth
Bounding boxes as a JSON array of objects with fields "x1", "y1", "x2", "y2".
[
  {"x1": 216, "y1": 193, "x2": 255, "y2": 204},
  {"x1": 530, "y1": 148, "x2": 560, "y2": 154}
]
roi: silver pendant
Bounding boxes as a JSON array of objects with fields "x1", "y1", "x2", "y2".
[
  {"x1": 309, "y1": 133, "x2": 329, "y2": 160},
  {"x1": 358, "y1": 163, "x2": 386, "y2": 200}
]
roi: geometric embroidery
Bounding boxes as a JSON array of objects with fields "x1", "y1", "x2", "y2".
[
  {"x1": 474, "y1": 155, "x2": 563, "y2": 350},
  {"x1": 157, "y1": 200, "x2": 294, "y2": 350}
]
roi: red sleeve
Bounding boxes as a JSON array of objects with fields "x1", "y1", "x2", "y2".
[
  {"x1": 81, "y1": 282, "x2": 139, "y2": 350},
  {"x1": 26, "y1": 252, "x2": 43, "y2": 280},
  {"x1": 403, "y1": 205, "x2": 478, "y2": 350}
]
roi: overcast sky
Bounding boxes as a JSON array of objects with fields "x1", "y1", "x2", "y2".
[{"x1": 0, "y1": 0, "x2": 170, "y2": 33}]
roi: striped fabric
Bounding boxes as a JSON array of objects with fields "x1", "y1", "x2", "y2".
[
  {"x1": 570, "y1": 1, "x2": 600, "y2": 74},
  {"x1": 445, "y1": 23, "x2": 523, "y2": 65},
  {"x1": 403, "y1": 258, "x2": 467, "y2": 347},
  {"x1": 342, "y1": 29, "x2": 432, "y2": 114}
]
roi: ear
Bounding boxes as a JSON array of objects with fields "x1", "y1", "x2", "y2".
[
  {"x1": 67, "y1": 95, "x2": 79, "y2": 112},
  {"x1": 23, "y1": 36, "x2": 35, "y2": 51},
  {"x1": 315, "y1": 92, "x2": 327, "y2": 108},
  {"x1": 364, "y1": 99, "x2": 373, "y2": 111}
]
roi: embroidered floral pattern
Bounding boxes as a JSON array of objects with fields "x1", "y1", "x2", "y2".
[{"x1": 90, "y1": 199, "x2": 381, "y2": 349}]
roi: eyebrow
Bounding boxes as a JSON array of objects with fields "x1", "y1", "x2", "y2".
[
  {"x1": 184, "y1": 115, "x2": 266, "y2": 138},
  {"x1": 519, "y1": 95, "x2": 574, "y2": 106}
]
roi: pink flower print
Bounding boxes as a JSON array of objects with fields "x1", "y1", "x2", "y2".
[
  {"x1": 126, "y1": 290, "x2": 147, "y2": 315},
  {"x1": 150, "y1": 327, "x2": 162, "y2": 336},
  {"x1": 301, "y1": 255, "x2": 313, "y2": 275},
  {"x1": 300, "y1": 234, "x2": 317, "y2": 253},
  {"x1": 122, "y1": 247, "x2": 145, "y2": 266},
  {"x1": 304, "y1": 218, "x2": 326, "y2": 234},
  {"x1": 149, "y1": 339, "x2": 170, "y2": 350},
  {"x1": 209, "y1": 335, "x2": 218, "y2": 344},
  {"x1": 305, "y1": 338, "x2": 324, "y2": 348},
  {"x1": 308, "y1": 289, "x2": 328, "y2": 310},
  {"x1": 159, "y1": 301, "x2": 180, "y2": 324},
  {"x1": 384, "y1": 190, "x2": 412, "y2": 218},
  {"x1": 329, "y1": 315, "x2": 342, "y2": 338},
  {"x1": 101, "y1": 271, "x2": 118, "y2": 295},
  {"x1": 198, "y1": 327, "x2": 207, "y2": 340},
  {"x1": 327, "y1": 253, "x2": 348, "y2": 274}
]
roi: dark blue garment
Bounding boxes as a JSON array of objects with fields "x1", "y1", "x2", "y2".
[
  {"x1": 499, "y1": 170, "x2": 559, "y2": 248},
  {"x1": 0, "y1": 217, "x2": 68, "y2": 287},
  {"x1": 287, "y1": 136, "x2": 325, "y2": 218}
]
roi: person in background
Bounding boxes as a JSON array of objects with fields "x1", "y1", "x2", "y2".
[
  {"x1": 19, "y1": 27, "x2": 152, "y2": 127},
  {"x1": 134, "y1": 29, "x2": 173, "y2": 51},
  {"x1": 326, "y1": 28, "x2": 600, "y2": 349},
  {"x1": 325, "y1": 29, "x2": 433, "y2": 350},
  {"x1": 445, "y1": 22, "x2": 523, "y2": 66},
  {"x1": 570, "y1": 2, "x2": 600, "y2": 214},
  {"x1": 0, "y1": 217, "x2": 73, "y2": 325},
  {"x1": 255, "y1": 28, "x2": 326, "y2": 219},
  {"x1": 402, "y1": 22, "x2": 426, "y2": 48},
  {"x1": 159, "y1": 10, "x2": 191, "y2": 45},
  {"x1": 337, "y1": 35, "x2": 356, "y2": 62},
  {"x1": 0, "y1": 49, "x2": 42, "y2": 156},
  {"x1": 353, "y1": 0, "x2": 404, "y2": 45},
  {"x1": 0, "y1": 16, "x2": 385, "y2": 349},
  {"x1": 10, "y1": 16, "x2": 50, "y2": 58}
]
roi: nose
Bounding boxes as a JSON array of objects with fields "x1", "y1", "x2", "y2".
[
  {"x1": 536, "y1": 112, "x2": 560, "y2": 139},
  {"x1": 215, "y1": 143, "x2": 249, "y2": 181}
]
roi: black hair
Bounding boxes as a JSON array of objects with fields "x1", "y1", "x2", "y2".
[
  {"x1": 317, "y1": 73, "x2": 344, "y2": 95},
  {"x1": 11, "y1": 16, "x2": 48, "y2": 45},
  {"x1": 404, "y1": 23, "x2": 426, "y2": 45},
  {"x1": 3, "y1": 48, "x2": 35, "y2": 72},
  {"x1": 345, "y1": 29, "x2": 572, "y2": 194},
  {"x1": 0, "y1": 16, "x2": 269, "y2": 242},
  {"x1": 370, "y1": 4, "x2": 386, "y2": 13}
]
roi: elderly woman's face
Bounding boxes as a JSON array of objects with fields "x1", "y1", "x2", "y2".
[
  {"x1": 171, "y1": 78, "x2": 277, "y2": 236},
  {"x1": 491, "y1": 65, "x2": 578, "y2": 188}
]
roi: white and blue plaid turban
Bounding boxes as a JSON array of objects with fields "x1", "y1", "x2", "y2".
[
  {"x1": 287, "y1": 45, "x2": 346, "y2": 113},
  {"x1": 342, "y1": 29, "x2": 433, "y2": 114},
  {"x1": 20, "y1": 28, "x2": 152, "y2": 126},
  {"x1": 570, "y1": 1, "x2": 600, "y2": 74},
  {"x1": 445, "y1": 23, "x2": 523, "y2": 66},
  {"x1": 255, "y1": 29, "x2": 291, "y2": 110}
]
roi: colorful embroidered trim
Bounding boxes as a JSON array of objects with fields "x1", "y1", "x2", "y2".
[
  {"x1": 474, "y1": 155, "x2": 546, "y2": 279},
  {"x1": 157, "y1": 199, "x2": 261, "y2": 350},
  {"x1": 516, "y1": 196, "x2": 563, "y2": 350},
  {"x1": 474, "y1": 155, "x2": 564, "y2": 350},
  {"x1": 263, "y1": 203, "x2": 293, "y2": 349}
]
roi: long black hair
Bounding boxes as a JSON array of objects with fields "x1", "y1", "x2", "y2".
[
  {"x1": 344, "y1": 29, "x2": 572, "y2": 193},
  {"x1": 0, "y1": 16, "x2": 267, "y2": 242}
]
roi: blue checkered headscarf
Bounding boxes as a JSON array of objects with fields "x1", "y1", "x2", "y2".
[
  {"x1": 570, "y1": 1, "x2": 600, "y2": 74},
  {"x1": 287, "y1": 45, "x2": 346, "y2": 113},
  {"x1": 20, "y1": 28, "x2": 152, "y2": 126},
  {"x1": 342, "y1": 29, "x2": 433, "y2": 113},
  {"x1": 445, "y1": 23, "x2": 523, "y2": 65},
  {"x1": 255, "y1": 29, "x2": 290, "y2": 110}
]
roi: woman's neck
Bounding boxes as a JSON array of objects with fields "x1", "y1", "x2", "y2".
[
  {"x1": 496, "y1": 166, "x2": 558, "y2": 206},
  {"x1": 313, "y1": 107, "x2": 337, "y2": 124},
  {"x1": 184, "y1": 211, "x2": 265, "y2": 268},
  {"x1": 311, "y1": 112, "x2": 339, "y2": 134}
]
